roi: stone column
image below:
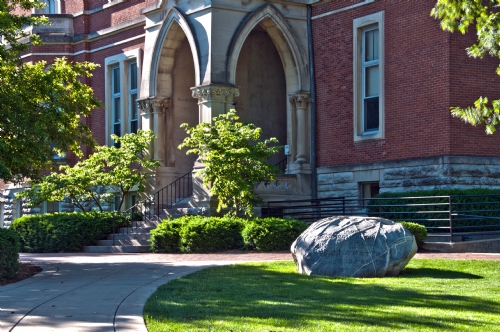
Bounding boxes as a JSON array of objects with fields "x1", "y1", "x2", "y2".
[
  {"x1": 191, "y1": 84, "x2": 240, "y2": 123},
  {"x1": 289, "y1": 93, "x2": 311, "y2": 164},
  {"x1": 137, "y1": 97, "x2": 170, "y2": 165}
]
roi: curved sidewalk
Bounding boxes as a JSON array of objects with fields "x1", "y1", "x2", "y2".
[{"x1": 1, "y1": 251, "x2": 499, "y2": 332}]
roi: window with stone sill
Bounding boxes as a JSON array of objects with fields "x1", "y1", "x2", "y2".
[
  {"x1": 44, "y1": 201, "x2": 61, "y2": 214},
  {"x1": 353, "y1": 11, "x2": 384, "y2": 142},
  {"x1": 105, "y1": 50, "x2": 141, "y2": 147}
]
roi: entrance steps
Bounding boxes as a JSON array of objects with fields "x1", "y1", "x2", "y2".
[
  {"x1": 82, "y1": 203, "x2": 202, "y2": 253},
  {"x1": 83, "y1": 220, "x2": 159, "y2": 253}
]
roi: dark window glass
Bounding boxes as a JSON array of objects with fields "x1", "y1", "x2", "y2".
[
  {"x1": 364, "y1": 96, "x2": 379, "y2": 131},
  {"x1": 130, "y1": 62, "x2": 137, "y2": 90},
  {"x1": 113, "y1": 67, "x2": 120, "y2": 94},
  {"x1": 130, "y1": 120, "x2": 138, "y2": 134}
]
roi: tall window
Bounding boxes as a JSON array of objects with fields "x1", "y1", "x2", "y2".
[
  {"x1": 353, "y1": 11, "x2": 384, "y2": 142},
  {"x1": 16, "y1": 199, "x2": 23, "y2": 219},
  {"x1": 105, "y1": 50, "x2": 141, "y2": 147},
  {"x1": 362, "y1": 27, "x2": 379, "y2": 133},
  {"x1": 129, "y1": 62, "x2": 139, "y2": 134},
  {"x1": 111, "y1": 65, "x2": 121, "y2": 147}
]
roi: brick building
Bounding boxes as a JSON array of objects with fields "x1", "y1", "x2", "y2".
[{"x1": 2, "y1": 0, "x2": 500, "y2": 227}]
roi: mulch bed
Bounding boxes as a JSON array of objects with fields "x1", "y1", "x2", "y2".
[{"x1": 0, "y1": 263, "x2": 42, "y2": 286}]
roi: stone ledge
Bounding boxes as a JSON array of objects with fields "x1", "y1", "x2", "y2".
[{"x1": 422, "y1": 238, "x2": 500, "y2": 253}]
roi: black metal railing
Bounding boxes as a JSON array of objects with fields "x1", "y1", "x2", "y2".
[
  {"x1": 263, "y1": 194, "x2": 500, "y2": 242},
  {"x1": 275, "y1": 157, "x2": 288, "y2": 174},
  {"x1": 115, "y1": 171, "x2": 193, "y2": 240}
]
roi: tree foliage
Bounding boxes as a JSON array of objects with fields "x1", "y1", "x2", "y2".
[
  {"x1": 431, "y1": 0, "x2": 500, "y2": 134},
  {"x1": 0, "y1": 0, "x2": 100, "y2": 183},
  {"x1": 179, "y1": 110, "x2": 282, "y2": 216},
  {"x1": 17, "y1": 130, "x2": 159, "y2": 212}
]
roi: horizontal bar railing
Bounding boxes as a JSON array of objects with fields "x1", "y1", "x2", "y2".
[{"x1": 264, "y1": 194, "x2": 500, "y2": 242}]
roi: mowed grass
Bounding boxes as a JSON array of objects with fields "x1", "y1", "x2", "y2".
[{"x1": 144, "y1": 259, "x2": 500, "y2": 331}]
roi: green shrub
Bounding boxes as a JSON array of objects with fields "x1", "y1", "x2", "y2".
[
  {"x1": 9, "y1": 212, "x2": 128, "y2": 253},
  {"x1": 367, "y1": 188, "x2": 500, "y2": 230},
  {"x1": 242, "y1": 217, "x2": 309, "y2": 252},
  {"x1": 149, "y1": 218, "x2": 185, "y2": 253},
  {"x1": 398, "y1": 221, "x2": 428, "y2": 245},
  {"x1": 0, "y1": 228, "x2": 20, "y2": 280},
  {"x1": 151, "y1": 216, "x2": 309, "y2": 253},
  {"x1": 179, "y1": 216, "x2": 244, "y2": 253}
]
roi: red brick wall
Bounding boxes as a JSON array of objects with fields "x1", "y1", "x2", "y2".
[
  {"x1": 448, "y1": 27, "x2": 500, "y2": 156},
  {"x1": 313, "y1": 0, "x2": 500, "y2": 168}
]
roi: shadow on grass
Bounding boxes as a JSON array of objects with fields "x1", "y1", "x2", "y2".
[
  {"x1": 144, "y1": 261, "x2": 500, "y2": 331},
  {"x1": 400, "y1": 267, "x2": 484, "y2": 279}
]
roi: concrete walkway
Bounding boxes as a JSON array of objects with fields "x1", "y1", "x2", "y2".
[{"x1": 1, "y1": 251, "x2": 499, "y2": 332}]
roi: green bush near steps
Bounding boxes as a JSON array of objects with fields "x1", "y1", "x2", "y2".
[
  {"x1": 0, "y1": 228, "x2": 20, "y2": 281},
  {"x1": 398, "y1": 221, "x2": 428, "y2": 245},
  {"x1": 242, "y1": 217, "x2": 309, "y2": 252},
  {"x1": 9, "y1": 212, "x2": 129, "y2": 253},
  {"x1": 150, "y1": 216, "x2": 308, "y2": 253}
]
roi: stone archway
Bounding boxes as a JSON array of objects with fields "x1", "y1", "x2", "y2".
[
  {"x1": 139, "y1": 8, "x2": 200, "y2": 189},
  {"x1": 233, "y1": 25, "x2": 287, "y2": 166},
  {"x1": 226, "y1": 4, "x2": 311, "y2": 174}
]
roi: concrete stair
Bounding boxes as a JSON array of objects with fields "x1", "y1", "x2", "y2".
[
  {"x1": 82, "y1": 202, "x2": 201, "y2": 253},
  {"x1": 83, "y1": 220, "x2": 160, "y2": 253}
]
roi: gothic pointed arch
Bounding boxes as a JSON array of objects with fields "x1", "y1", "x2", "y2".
[
  {"x1": 226, "y1": 3, "x2": 309, "y2": 93},
  {"x1": 148, "y1": 7, "x2": 200, "y2": 97}
]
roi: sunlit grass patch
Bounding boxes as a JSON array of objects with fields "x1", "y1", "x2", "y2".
[{"x1": 144, "y1": 259, "x2": 500, "y2": 331}]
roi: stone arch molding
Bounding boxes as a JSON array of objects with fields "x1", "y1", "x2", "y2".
[
  {"x1": 226, "y1": 3, "x2": 309, "y2": 92},
  {"x1": 149, "y1": 7, "x2": 200, "y2": 97}
]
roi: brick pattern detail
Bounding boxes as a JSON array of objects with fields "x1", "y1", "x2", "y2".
[{"x1": 313, "y1": 0, "x2": 500, "y2": 168}]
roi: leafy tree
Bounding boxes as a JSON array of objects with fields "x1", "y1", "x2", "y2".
[
  {"x1": 179, "y1": 109, "x2": 282, "y2": 216},
  {"x1": 0, "y1": 0, "x2": 100, "y2": 183},
  {"x1": 17, "y1": 130, "x2": 160, "y2": 212},
  {"x1": 432, "y1": 0, "x2": 500, "y2": 134}
]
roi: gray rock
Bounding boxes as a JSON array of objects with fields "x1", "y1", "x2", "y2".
[{"x1": 291, "y1": 216, "x2": 417, "y2": 278}]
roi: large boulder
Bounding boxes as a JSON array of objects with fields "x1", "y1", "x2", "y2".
[{"x1": 291, "y1": 216, "x2": 417, "y2": 277}]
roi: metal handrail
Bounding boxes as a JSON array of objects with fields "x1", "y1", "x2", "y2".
[
  {"x1": 264, "y1": 195, "x2": 500, "y2": 243},
  {"x1": 275, "y1": 157, "x2": 288, "y2": 174},
  {"x1": 118, "y1": 171, "x2": 193, "y2": 235}
]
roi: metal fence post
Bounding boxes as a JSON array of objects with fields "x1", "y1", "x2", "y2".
[{"x1": 449, "y1": 196, "x2": 453, "y2": 243}]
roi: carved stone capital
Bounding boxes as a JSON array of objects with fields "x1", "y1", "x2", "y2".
[
  {"x1": 191, "y1": 85, "x2": 240, "y2": 104},
  {"x1": 289, "y1": 92, "x2": 311, "y2": 110},
  {"x1": 137, "y1": 97, "x2": 170, "y2": 115}
]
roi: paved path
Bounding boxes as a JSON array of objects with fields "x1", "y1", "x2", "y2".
[{"x1": 1, "y1": 251, "x2": 499, "y2": 332}]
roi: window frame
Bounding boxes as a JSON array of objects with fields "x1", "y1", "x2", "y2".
[
  {"x1": 353, "y1": 11, "x2": 385, "y2": 142},
  {"x1": 43, "y1": 201, "x2": 61, "y2": 214},
  {"x1": 128, "y1": 61, "x2": 139, "y2": 134},
  {"x1": 34, "y1": 0, "x2": 61, "y2": 14},
  {"x1": 111, "y1": 64, "x2": 121, "y2": 146},
  {"x1": 104, "y1": 49, "x2": 142, "y2": 147}
]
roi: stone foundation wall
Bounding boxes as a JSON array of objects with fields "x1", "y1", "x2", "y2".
[
  {"x1": 317, "y1": 156, "x2": 500, "y2": 199},
  {"x1": 0, "y1": 186, "x2": 75, "y2": 228}
]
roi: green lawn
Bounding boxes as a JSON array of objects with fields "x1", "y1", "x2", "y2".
[{"x1": 144, "y1": 259, "x2": 500, "y2": 331}]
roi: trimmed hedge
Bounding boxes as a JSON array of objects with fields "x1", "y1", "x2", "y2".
[
  {"x1": 0, "y1": 228, "x2": 20, "y2": 281},
  {"x1": 150, "y1": 216, "x2": 308, "y2": 253},
  {"x1": 150, "y1": 218, "x2": 184, "y2": 253},
  {"x1": 9, "y1": 212, "x2": 129, "y2": 253},
  {"x1": 179, "y1": 216, "x2": 244, "y2": 253},
  {"x1": 242, "y1": 217, "x2": 309, "y2": 252},
  {"x1": 368, "y1": 188, "x2": 500, "y2": 230},
  {"x1": 398, "y1": 221, "x2": 428, "y2": 245}
]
